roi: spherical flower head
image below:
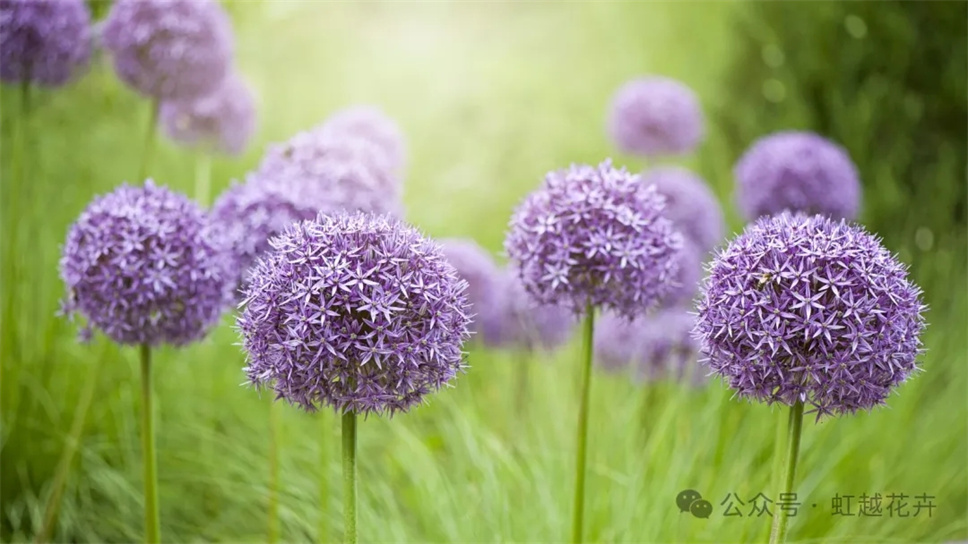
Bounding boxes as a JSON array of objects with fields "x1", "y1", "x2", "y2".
[
  {"x1": 256, "y1": 128, "x2": 403, "y2": 213},
  {"x1": 484, "y1": 267, "x2": 575, "y2": 351},
  {"x1": 438, "y1": 238, "x2": 504, "y2": 339},
  {"x1": 640, "y1": 166, "x2": 724, "y2": 253},
  {"x1": 595, "y1": 308, "x2": 700, "y2": 383},
  {"x1": 607, "y1": 76, "x2": 705, "y2": 156},
  {"x1": 734, "y1": 131, "x2": 861, "y2": 221},
  {"x1": 0, "y1": 0, "x2": 92, "y2": 87},
  {"x1": 318, "y1": 105, "x2": 406, "y2": 174},
  {"x1": 505, "y1": 160, "x2": 682, "y2": 319},
  {"x1": 101, "y1": 0, "x2": 233, "y2": 101},
  {"x1": 59, "y1": 180, "x2": 232, "y2": 346},
  {"x1": 694, "y1": 212, "x2": 926, "y2": 418},
  {"x1": 159, "y1": 74, "x2": 257, "y2": 156},
  {"x1": 238, "y1": 212, "x2": 472, "y2": 416}
]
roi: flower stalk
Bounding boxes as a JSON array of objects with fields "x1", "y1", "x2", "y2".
[
  {"x1": 570, "y1": 304, "x2": 595, "y2": 544},
  {"x1": 769, "y1": 401, "x2": 804, "y2": 544}
]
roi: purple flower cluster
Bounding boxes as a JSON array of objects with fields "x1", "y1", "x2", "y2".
[
  {"x1": 640, "y1": 167, "x2": 724, "y2": 253},
  {"x1": 608, "y1": 77, "x2": 705, "y2": 156},
  {"x1": 159, "y1": 74, "x2": 256, "y2": 156},
  {"x1": 101, "y1": 0, "x2": 233, "y2": 101},
  {"x1": 483, "y1": 268, "x2": 575, "y2": 351},
  {"x1": 505, "y1": 160, "x2": 682, "y2": 318},
  {"x1": 438, "y1": 238, "x2": 505, "y2": 339},
  {"x1": 0, "y1": 0, "x2": 92, "y2": 87},
  {"x1": 594, "y1": 308, "x2": 700, "y2": 383},
  {"x1": 734, "y1": 131, "x2": 861, "y2": 221},
  {"x1": 59, "y1": 180, "x2": 232, "y2": 346},
  {"x1": 319, "y1": 106, "x2": 406, "y2": 174},
  {"x1": 238, "y1": 212, "x2": 472, "y2": 416},
  {"x1": 694, "y1": 212, "x2": 926, "y2": 417}
]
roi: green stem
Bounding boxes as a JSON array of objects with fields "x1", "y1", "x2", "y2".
[
  {"x1": 194, "y1": 152, "x2": 212, "y2": 206},
  {"x1": 769, "y1": 401, "x2": 804, "y2": 544},
  {"x1": 341, "y1": 412, "x2": 357, "y2": 544},
  {"x1": 139, "y1": 100, "x2": 159, "y2": 182},
  {"x1": 570, "y1": 304, "x2": 595, "y2": 544},
  {"x1": 319, "y1": 413, "x2": 329, "y2": 543},
  {"x1": 268, "y1": 400, "x2": 280, "y2": 544},
  {"x1": 140, "y1": 344, "x2": 160, "y2": 544}
]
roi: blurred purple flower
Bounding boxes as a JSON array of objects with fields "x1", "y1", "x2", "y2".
[
  {"x1": 640, "y1": 166, "x2": 725, "y2": 253},
  {"x1": 660, "y1": 240, "x2": 703, "y2": 309},
  {"x1": 101, "y1": 0, "x2": 233, "y2": 101},
  {"x1": 159, "y1": 74, "x2": 256, "y2": 155},
  {"x1": 238, "y1": 212, "x2": 472, "y2": 416},
  {"x1": 0, "y1": 0, "x2": 92, "y2": 87},
  {"x1": 59, "y1": 180, "x2": 232, "y2": 346},
  {"x1": 734, "y1": 131, "x2": 861, "y2": 221},
  {"x1": 694, "y1": 212, "x2": 926, "y2": 418},
  {"x1": 482, "y1": 267, "x2": 575, "y2": 351},
  {"x1": 594, "y1": 307, "x2": 701, "y2": 384},
  {"x1": 608, "y1": 76, "x2": 704, "y2": 156},
  {"x1": 319, "y1": 105, "x2": 406, "y2": 174},
  {"x1": 505, "y1": 160, "x2": 681, "y2": 318},
  {"x1": 438, "y1": 238, "x2": 504, "y2": 340}
]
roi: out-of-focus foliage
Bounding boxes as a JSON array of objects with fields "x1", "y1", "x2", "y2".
[{"x1": 714, "y1": 1, "x2": 967, "y2": 276}]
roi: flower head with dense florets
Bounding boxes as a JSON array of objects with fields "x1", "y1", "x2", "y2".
[
  {"x1": 159, "y1": 74, "x2": 256, "y2": 155},
  {"x1": 101, "y1": 0, "x2": 233, "y2": 100},
  {"x1": 481, "y1": 267, "x2": 575, "y2": 351},
  {"x1": 59, "y1": 180, "x2": 232, "y2": 346},
  {"x1": 238, "y1": 212, "x2": 472, "y2": 416},
  {"x1": 319, "y1": 105, "x2": 406, "y2": 174},
  {"x1": 505, "y1": 160, "x2": 682, "y2": 318},
  {"x1": 0, "y1": 0, "x2": 92, "y2": 87},
  {"x1": 694, "y1": 212, "x2": 926, "y2": 418},
  {"x1": 641, "y1": 166, "x2": 724, "y2": 253},
  {"x1": 608, "y1": 76, "x2": 704, "y2": 157},
  {"x1": 735, "y1": 131, "x2": 861, "y2": 221},
  {"x1": 595, "y1": 308, "x2": 700, "y2": 383},
  {"x1": 438, "y1": 238, "x2": 504, "y2": 339}
]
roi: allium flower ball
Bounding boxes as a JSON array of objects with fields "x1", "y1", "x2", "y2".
[
  {"x1": 607, "y1": 76, "x2": 705, "y2": 156},
  {"x1": 505, "y1": 160, "x2": 682, "y2": 318},
  {"x1": 439, "y1": 238, "x2": 504, "y2": 339},
  {"x1": 640, "y1": 167, "x2": 725, "y2": 253},
  {"x1": 256, "y1": 128, "x2": 402, "y2": 210},
  {"x1": 734, "y1": 131, "x2": 861, "y2": 221},
  {"x1": 319, "y1": 106, "x2": 406, "y2": 173},
  {"x1": 694, "y1": 212, "x2": 926, "y2": 417},
  {"x1": 594, "y1": 308, "x2": 699, "y2": 383},
  {"x1": 483, "y1": 268, "x2": 575, "y2": 351},
  {"x1": 239, "y1": 212, "x2": 472, "y2": 416},
  {"x1": 59, "y1": 180, "x2": 232, "y2": 346},
  {"x1": 660, "y1": 241, "x2": 703, "y2": 309},
  {"x1": 101, "y1": 0, "x2": 233, "y2": 101},
  {"x1": 159, "y1": 74, "x2": 256, "y2": 155},
  {"x1": 0, "y1": 0, "x2": 92, "y2": 87}
]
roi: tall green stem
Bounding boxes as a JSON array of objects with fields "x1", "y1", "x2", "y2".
[
  {"x1": 268, "y1": 400, "x2": 280, "y2": 544},
  {"x1": 140, "y1": 344, "x2": 160, "y2": 544},
  {"x1": 319, "y1": 413, "x2": 329, "y2": 543},
  {"x1": 570, "y1": 304, "x2": 595, "y2": 544},
  {"x1": 769, "y1": 401, "x2": 804, "y2": 544},
  {"x1": 341, "y1": 412, "x2": 357, "y2": 544},
  {"x1": 139, "y1": 100, "x2": 159, "y2": 182},
  {"x1": 194, "y1": 152, "x2": 212, "y2": 206}
]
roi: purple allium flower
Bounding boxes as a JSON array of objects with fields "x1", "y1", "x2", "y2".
[
  {"x1": 0, "y1": 0, "x2": 92, "y2": 87},
  {"x1": 483, "y1": 267, "x2": 575, "y2": 351},
  {"x1": 640, "y1": 166, "x2": 725, "y2": 253},
  {"x1": 505, "y1": 160, "x2": 682, "y2": 318},
  {"x1": 256, "y1": 128, "x2": 402, "y2": 208},
  {"x1": 694, "y1": 212, "x2": 926, "y2": 418},
  {"x1": 594, "y1": 308, "x2": 700, "y2": 383},
  {"x1": 319, "y1": 105, "x2": 406, "y2": 174},
  {"x1": 238, "y1": 212, "x2": 472, "y2": 416},
  {"x1": 438, "y1": 238, "x2": 504, "y2": 339},
  {"x1": 101, "y1": 0, "x2": 233, "y2": 101},
  {"x1": 59, "y1": 180, "x2": 232, "y2": 346},
  {"x1": 159, "y1": 74, "x2": 256, "y2": 155},
  {"x1": 660, "y1": 241, "x2": 703, "y2": 309},
  {"x1": 607, "y1": 76, "x2": 705, "y2": 157},
  {"x1": 734, "y1": 131, "x2": 861, "y2": 221}
]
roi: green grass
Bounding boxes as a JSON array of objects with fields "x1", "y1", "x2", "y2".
[{"x1": 2, "y1": 2, "x2": 965, "y2": 543}]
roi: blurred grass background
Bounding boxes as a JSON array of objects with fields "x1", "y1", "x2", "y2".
[{"x1": 1, "y1": 1, "x2": 965, "y2": 543}]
